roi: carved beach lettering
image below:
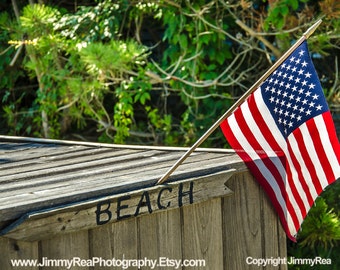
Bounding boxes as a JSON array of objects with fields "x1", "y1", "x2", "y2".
[{"x1": 95, "y1": 181, "x2": 195, "y2": 226}]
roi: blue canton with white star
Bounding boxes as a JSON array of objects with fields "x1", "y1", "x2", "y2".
[{"x1": 261, "y1": 41, "x2": 328, "y2": 138}]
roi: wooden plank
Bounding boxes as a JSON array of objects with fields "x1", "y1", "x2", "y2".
[
  {"x1": 0, "y1": 237, "x2": 39, "y2": 270},
  {"x1": 182, "y1": 198, "x2": 223, "y2": 269},
  {"x1": 0, "y1": 149, "x2": 151, "y2": 182},
  {"x1": 139, "y1": 209, "x2": 182, "y2": 269},
  {"x1": 222, "y1": 171, "x2": 264, "y2": 269},
  {"x1": 1, "y1": 170, "x2": 234, "y2": 241},
  {"x1": 0, "y1": 146, "x2": 119, "y2": 172},
  {"x1": 39, "y1": 230, "x2": 89, "y2": 270},
  {"x1": 261, "y1": 190, "x2": 287, "y2": 270},
  {"x1": 89, "y1": 218, "x2": 138, "y2": 270}
]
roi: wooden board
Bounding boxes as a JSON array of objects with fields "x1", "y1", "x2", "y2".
[
  {"x1": 0, "y1": 136, "x2": 244, "y2": 226},
  {"x1": 1, "y1": 170, "x2": 234, "y2": 241}
]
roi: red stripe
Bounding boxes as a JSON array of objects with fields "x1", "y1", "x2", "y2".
[
  {"x1": 291, "y1": 127, "x2": 322, "y2": 198},
  {"x1": 221, "y1": 116, "x2": 293, "y2": 238},
  {"x1": 307, "y1": 115, "x2": 338, "y2": 184},
  {"x1": 249, "y1": 91, "x2": 285, "y2": 157},
  {"x1": 323, "y1": 112, "x2": 340, "y2": 165},
  {"x1": 220, "y1": 99, "x2": 300, "y2": 240},
  {"x1": 287, "y1": 138, "x2": 314, "y2": 213},
  {"x1": 249, "y1": 93, "x2": 304, "y2": 234}
]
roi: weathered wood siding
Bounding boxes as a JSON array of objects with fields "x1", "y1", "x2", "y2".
[{"x1": 0, "y1": 137, "x2": 287, "y2": 269}]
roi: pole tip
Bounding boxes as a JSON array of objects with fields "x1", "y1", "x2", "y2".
[{"x1": 304, "y1": 19, "x2": 322, "y2": 39}]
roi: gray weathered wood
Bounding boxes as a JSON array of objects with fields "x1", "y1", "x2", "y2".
[
  {"x1": 182, "y1": 198, "x2": 224, "y2": 269},
  {"x1": 2, "y1": 170, "x2": 234, "y2": 241},
  {"x1": 222, "y1": 171, "x2": 287, "y2": 270},
  {"x1": 40, "y1": 230, "x2": 89, "y2": 270},
  {"x1": 0, "y1": 136, "x2": 243, "y2": 224},
  {"x1": 0, "y1": 237, "x2": 39, "y2": 270}
]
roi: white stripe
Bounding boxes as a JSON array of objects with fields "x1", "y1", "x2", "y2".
[
  {"x1": 254, "y1": 90, "x2": 303, "y2": 228},
  {"x1": 254, "y1": 88, "x2": 312, "y2": 221},
  {"x1": 286, "y1": 134, "x2": 315, "y2": 211},
  {"x1": 227, "y1": 109, "x2": 296, "y2": 235},
  {"x1": 299, "y1": 121, "x2": 329, "y2": 189},
  {"x1": 254, "y1": 89, "x2": 286, "y2": 148},
  {"x1": 314, "y1": 115, "x2": 340, "y2": 179}
]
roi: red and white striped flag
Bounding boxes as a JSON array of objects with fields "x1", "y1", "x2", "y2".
[{"x1": 220, "y1": 40, "x2": 340, "y2": 241}]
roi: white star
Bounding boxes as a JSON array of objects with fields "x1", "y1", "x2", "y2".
[
  {"x1": 316, "y1": 105, "x2": 323, "y2": 110},
  {"x1": 298, "y1": 69, "x2": 304, "y2": 75},
  {"x1": 312, "y1": 94, "x2": 319, "y2": 100},
  {"x1": 295, "y1": 77, "x2": 301, "y2": 84},
  {"x1": 301, "y1": 61, "x2": 308, "y2": 67},
  {"x1": 301, "y1": 80, "x2": 307, "y2": 86},
  {"x1": 308, "y1": 83, "x2": 315, "y2": 89},
  {"x1": 309, "y1": 101, "x2": 315, "y2": 107},
  {"x1": 299, "y1": 50, "x2": 305, "y2": 56},
  {"x1": 305, "y1": 72, "x2": 312, "y2": 78},
  {"x1": 306, "y1": 109, "x2": 312, "y2": 116}
]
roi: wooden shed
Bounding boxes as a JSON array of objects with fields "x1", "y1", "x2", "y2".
[{"x1": 0, "y1": 136, "x2": 287, "y2": 269}]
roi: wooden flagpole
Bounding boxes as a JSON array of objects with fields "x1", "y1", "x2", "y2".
[{"x1": 156, "y1": 19, "x2": 322, "y2": 185}]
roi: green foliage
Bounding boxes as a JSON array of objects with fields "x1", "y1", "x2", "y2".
[
  {"x1": 1, "y1": 0, "x2": 338, "y2": 145},
  {"x1": 288, "y1": 181, "x2": 340, "y2": 269},
  {"x1": 264, "y1": 0, "x2": 307, "y2": 30},
  {"x1": 299, "y1": 198, "x2": 340, "y2": 249}
]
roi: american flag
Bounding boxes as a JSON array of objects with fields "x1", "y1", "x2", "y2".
[{"x1": 220, "y1": 40, "x2": 340, "y2": 241}]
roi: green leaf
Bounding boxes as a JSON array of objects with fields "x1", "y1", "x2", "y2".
[{"x1": 179, "y1": 34, "x2": 188, "y2": 50}]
